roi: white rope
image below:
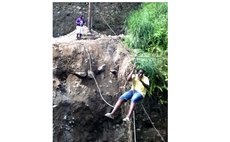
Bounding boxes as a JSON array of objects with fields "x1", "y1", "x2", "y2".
[
  {"x1": 82, "y1": 43, "x2": 114, "y2": 108},
  {"x1": 83, "y1": 35, "x2": 137, "y2": 141},
  {"x1": 82, "y1": 6, "x2": 165, "y2": 141},
  {"x1": 93, "y1": 4, "x2": 117, "y2": 36},
  {"x1": 141, "y1": 103, "x2": 165, "y2": 142},
  {"x1": 132, "y1": 61, "x2": 137, "y2": 142},
  {"x1": 135, "y1": 55, "x2": 165, "y2": 142},
  {"x1": 133, "y1": 111, "x2": 137, "y2": 142},
  {"x1": 81, "y1": 35, "x2": 165, "y2": 142}
]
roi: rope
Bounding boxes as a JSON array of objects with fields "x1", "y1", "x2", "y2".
[
  {"x1": 141, "y1": 103, "x2": 165, "y2": 142},
  {"x1": 83, "y1": 6, "x2": 165, "y2": 141},
  {"x1": 132, "y1": 56, "x2": 137, "y2": 142},
  {"x1": 81, "y1": 41, "x2": 165, "y2": 141},
  {"x1": 133, "y1": 111, "x2": 137, "y2": 142},
  {"x1": 82, "y1": 43, "x2": 114, "y2": 108},
  {"x1": 135, "y1": 55, "x2": 165, "y2": 141},
  {"x1": 83, "y1": 34, "x2": 137, "y2": 140},
  {"x1": 134, "y1": 55, "x2": 165, "y2": 142},
  {"x1": 78, "y1": 14, "x2": 130, "y2": 108},
  {"x1": 93, "y1": 4, "x2": 117, "y2": 36}
]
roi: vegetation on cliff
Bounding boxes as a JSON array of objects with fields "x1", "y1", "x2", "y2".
[{"x1": 124, "y1": 2, "x2": 168, "y2": 104}]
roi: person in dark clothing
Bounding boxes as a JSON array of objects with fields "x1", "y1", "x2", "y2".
[{"x1": 75, "y1": 15, "x2": 85, "y2": 39}]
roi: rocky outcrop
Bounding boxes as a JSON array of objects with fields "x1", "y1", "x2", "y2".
[
  {"x1": 53, "y1": 25, "x2": 167, "y2": 141},
  {"x1": 53, "y1": 28, "x2": 136, "y2": 141}
]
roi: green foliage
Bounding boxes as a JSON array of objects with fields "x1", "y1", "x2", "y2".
[
  {"x1": 124, "y1": 3, "x2": 168, "y2": 104},
  {"x1": 124, "y1": 2, "x2": 168, "y2": 51}
]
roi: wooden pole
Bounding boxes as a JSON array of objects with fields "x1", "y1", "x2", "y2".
[{"x1": 88, "y1": 2, "x2": 92, "y2": 33}]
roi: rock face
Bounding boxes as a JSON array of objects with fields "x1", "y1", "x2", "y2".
[
  {"x1": 53, "y1": 36, "x2": 133, "y2": 105},
  {"x1": 53, "y1": 17, "x2": 167, "y2": 142},
  {"x1": 53, "y1": 29, "x2": 136, "y2": 141},
  {"x1": 53, "y1": 2, "x2": 141, "y2": 37}
]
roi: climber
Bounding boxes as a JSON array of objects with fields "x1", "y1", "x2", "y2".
[
  {"x1": 75, "y1": 15, "x2": 85, "y2": 39},
  {"x1": 105, "y1": 68, "x2": 149, "y2": 122}
]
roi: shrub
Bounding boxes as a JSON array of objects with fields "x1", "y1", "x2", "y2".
[{"x1": 124, "y1": 3, "x2": 168, "y2": 103}]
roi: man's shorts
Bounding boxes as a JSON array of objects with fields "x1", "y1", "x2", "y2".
[{"x1": 119, "y1": 90, "x2": 143, "y2": 103}]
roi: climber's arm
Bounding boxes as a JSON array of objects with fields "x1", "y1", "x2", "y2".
[
  {"x1": 139, "y1": 79, "x2": 149, "y2": 90},
  {"x1": 127, "y1": 69, "x2": 135, "y2": 81}
]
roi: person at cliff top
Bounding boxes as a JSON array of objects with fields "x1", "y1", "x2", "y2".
[
  {"x1": 75, "y1": 15, "x2": 85, "y2": 39},
  {"x1": 105, "y1": 68, "x2": 149, "y2": 122}
]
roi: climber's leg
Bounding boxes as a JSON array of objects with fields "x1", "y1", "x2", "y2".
[
  {"x1": 110, "y1": 99, "x2": 124, "y2": 115},
  {"x1": 105, "y1": 90, "x2": 133, "y2": 119},
  {"x1": 125, "y1": 91, "x2": 143, "y2": 120}
]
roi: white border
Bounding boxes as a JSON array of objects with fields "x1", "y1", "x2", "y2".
[{"x1": 1, "y1": 0, "x2": 230, "y2": 142}]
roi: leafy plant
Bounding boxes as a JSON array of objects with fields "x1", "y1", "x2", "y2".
[
  {"x1": 124, "y1": 2, "x2": 168, "y2": 104},
  {"x1": 124, "y1": 2, "x2": 168, "y2": 51}
]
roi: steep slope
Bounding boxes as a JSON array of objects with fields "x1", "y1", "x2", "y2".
[
  {"x1": 53, "y1": 29, "x2": 136, "y2": 142},
  {"x1": 53, "y1": 28, "x2": 167, "y2": 142}
]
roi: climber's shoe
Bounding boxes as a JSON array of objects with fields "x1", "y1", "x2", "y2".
[
  {"x1": 123, "y1": 117, "x2": 131, "y2": 122},
  {"x1": 105, "y1": 113, "x2": 114, "y2": 119}
]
